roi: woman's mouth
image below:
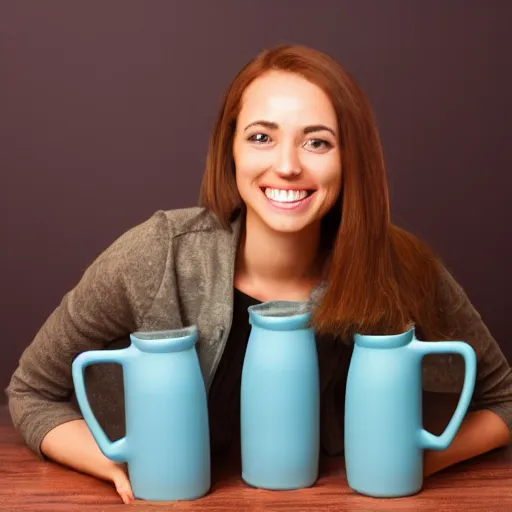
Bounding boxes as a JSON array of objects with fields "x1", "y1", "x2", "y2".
[{"x1": 261, "y1": 187, "x2": 315, "y2": 210}]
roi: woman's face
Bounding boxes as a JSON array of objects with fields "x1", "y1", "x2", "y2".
[{"x1": 233, "y1": 70, "x2": 342, "y2": 234}]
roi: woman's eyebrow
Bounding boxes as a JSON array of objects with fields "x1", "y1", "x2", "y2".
[
  {"x1": 303, "y1": 124, "x2": 336, "y2": 137},
  {"x1": 244, "y1": 120, "x2": 278, "y2": 131},
  {"x1": 244, "y1": 120, "x2": 336, "y2": 137}
]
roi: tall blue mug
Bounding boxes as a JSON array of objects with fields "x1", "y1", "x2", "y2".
[
  {"x1": 72, "y1": 326, "x2": 211, "y2": 501},
  {"x1": 240, "y1": 300, "x2": 320, "y2": 490},
  {"x1": 344, "y1": 326, "x2": 477, "y2": 497}
]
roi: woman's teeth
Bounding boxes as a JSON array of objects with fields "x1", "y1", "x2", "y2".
[{"x1": 264, "y1": 188, "x2": 309, "y2": 203}]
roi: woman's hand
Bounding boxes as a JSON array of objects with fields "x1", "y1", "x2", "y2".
[
  {"x1": 423, "y1": 410, "x2": 511, "y2": 477},
  {"x1": 40, "y1": 420, "x2": 136, "y2": 504},
  {"x1": 111, "y1": 465, "x2": 135, "y2": 504}
]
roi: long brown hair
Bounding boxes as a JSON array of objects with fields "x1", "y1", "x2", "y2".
[{"x1": 199, "y1": 44, "x2": 449, "y2": 341}]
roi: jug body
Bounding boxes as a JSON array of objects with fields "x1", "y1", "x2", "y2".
[
  {"x1": 240, "y1": 301, "x2": 320, "y2": 490},
  {"x1": 345, "y1": 333, "x2": 423, "y2": 497},
  {"x1": 72, "y1": 326, "x2": 211, "y2": 501},
  {"x1": 344, "y1": 327, "x2": 476, "y2": 498},
  {"x1": 124, "y1": 329, "x2": 211, "y2": 500}
]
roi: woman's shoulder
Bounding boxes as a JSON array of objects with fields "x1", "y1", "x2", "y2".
[
  {"x1": 434, "y1": 262, "x2": 466, "y2": 312},
  {"x1": 99, "y1": 206, "x2": 238, "y2": 284},
  {"x1": 389, "y1": 224, "x2": 464, "y2": 302},
  {"x1": 68, "y1": 207, "x2": 236, "y2": 327},
  {"x1": 160, "y1": 206, "x2": 232, "y2": 237},
  {"x1": 113, "y1": 206, "x2": 230, "y2": 252}
]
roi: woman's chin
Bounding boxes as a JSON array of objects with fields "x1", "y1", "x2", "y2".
[{"x1": 252, "y1": 211, "x2": 318, "y2": 235}]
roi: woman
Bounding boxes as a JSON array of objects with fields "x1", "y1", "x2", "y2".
[{"x1": 6, "y1": 44, "x2": 512, "y2": 504}]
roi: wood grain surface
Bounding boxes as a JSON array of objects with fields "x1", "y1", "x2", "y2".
[{"x1": 1, "y1": 397, "x2": 511, "y2": 511}]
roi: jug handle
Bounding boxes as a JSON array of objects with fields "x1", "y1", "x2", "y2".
[
  {"x1": 410, "y1": 340, "x2": 477, "y2": 451},
  {"x1": 72, "y1": 349, "x2": 131, "y2": 462}
]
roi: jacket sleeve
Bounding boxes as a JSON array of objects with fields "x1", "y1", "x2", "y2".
[
  {"x1": 432, "y1": 265, "x2": 512, "y2": 432},
  {"x1": 5, "y1": 211, "x2": 171, "y2": 457}
]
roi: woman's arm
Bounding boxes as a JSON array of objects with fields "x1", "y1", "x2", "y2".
[
  {"x1": 423, "y1": 266, "x2": 512, "y2": 475},
  {"x1": 41, "y1": 420, "x2": 134, "y2": 503},
  {"x1": 6, "y1": 212, "x2": 170, "y2": 459},
  {"x1": 424, "y1": 409, "x2": 510, "y2": 476}
]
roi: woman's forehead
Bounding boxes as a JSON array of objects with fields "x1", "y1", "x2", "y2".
[{"x1": 238, "y1": 71, "x2": 337, "y2": 128}]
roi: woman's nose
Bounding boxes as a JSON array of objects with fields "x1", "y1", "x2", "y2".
[{"x1": 273, "y1": 143, "x2": 302, "y2": 177}]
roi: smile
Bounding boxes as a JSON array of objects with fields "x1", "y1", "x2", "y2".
[
  {"x1": 263, "y1": 187, "x2": 314, "y2": 203},
  {"x1": 260, "y1": 187, "x2": 316, "y2": 211}
]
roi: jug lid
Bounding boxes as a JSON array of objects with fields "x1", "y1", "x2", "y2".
[
  {"x1": 130, "y1": 326, "x2": 198, "y2": 353},
  {"x1": 353, "y1": 325, "x2": 415, "y2": 349},
  {"x1": 248, "y1": 301, "x2": 312, "y2": 331}
]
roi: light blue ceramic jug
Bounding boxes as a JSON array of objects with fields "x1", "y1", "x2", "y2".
[
  {"x1": 240, "y1": 301, "x2": 320, "y2": 490},
  {"x1": 344, "y1": 326, "x2": 477, "y2": 498},
  {"x1": 72, "y1": 326, "x2": 211, "y2": 501}
]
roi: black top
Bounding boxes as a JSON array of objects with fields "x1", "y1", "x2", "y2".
[{"x1": 208, "y1": 288, "x2": 260, "y2": 455}]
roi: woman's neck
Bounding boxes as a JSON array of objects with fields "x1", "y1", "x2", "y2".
[{"x1": 235, "y1": 210, "x2": 323, "y2": 301}]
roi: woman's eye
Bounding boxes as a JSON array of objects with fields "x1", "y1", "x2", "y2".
[
  {"x1": 304, "y1": 139, "x2": 332, "y2": 151},
  {"x1": 248, "y1": 133, "x2": 271, "y2": 144}
]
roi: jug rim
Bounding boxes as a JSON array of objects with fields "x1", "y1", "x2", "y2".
[
  {"x1": 248, "y1": 300, "x2": 312, "y2": 331},
  {"x1": 353, "y1": 326, "x2": 415, "y2": 348},
  {"x1": 130, "y1": 326, "x2": 198, "y2": 353}
]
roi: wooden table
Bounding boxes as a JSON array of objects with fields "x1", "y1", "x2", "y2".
[{"x1": 1, "y1": 400, "x2": 511, "y2": 511}]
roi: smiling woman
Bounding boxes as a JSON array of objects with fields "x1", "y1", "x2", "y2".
[
  {"x1": 6, "y1": 44, "x2": 512, "y2": 504},
  {"x1": 233, "y1": 71, "x2": 341, "y2": 236},
  {"x1": 199, "y1": 45, "x2": 436, "y2": 335}
]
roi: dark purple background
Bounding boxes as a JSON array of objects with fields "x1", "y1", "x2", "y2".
[{"x1": 2, "y1": 1, "x2": 511, "y2": 401}]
